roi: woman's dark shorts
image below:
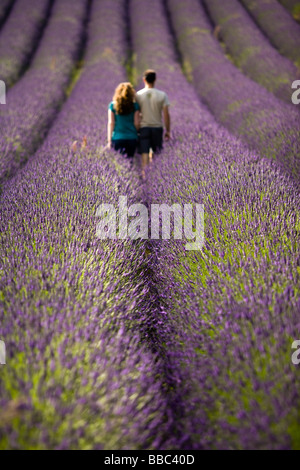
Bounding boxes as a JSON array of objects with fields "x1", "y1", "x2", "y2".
[
  {"x1": 138, "y1": 127, "x2": 163, "y2": 154},
  {"x1": 112, "y1": 139, "x2": 138, "y2": 158}
]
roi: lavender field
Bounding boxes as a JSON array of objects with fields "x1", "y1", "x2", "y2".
[{"x1": 0, "y1": 0, "x2": 299, "y2": 451}]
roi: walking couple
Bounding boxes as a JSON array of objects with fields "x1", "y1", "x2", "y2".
[{"x1": 107, "y1": 69, "x2": 171, "y2": 179}]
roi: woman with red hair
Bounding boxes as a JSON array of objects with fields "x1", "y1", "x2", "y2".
[{"x1": 107, "y1": 82, "x2": 140, "y2": 158}]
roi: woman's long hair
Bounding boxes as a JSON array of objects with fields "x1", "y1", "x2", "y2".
[{"x1": 113, "y1": 82, "x2": 135, "y2": 115}]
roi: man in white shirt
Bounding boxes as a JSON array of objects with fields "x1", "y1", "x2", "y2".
[{"x1": 136, "y1": 70, "x2": 171, "y2": 177}]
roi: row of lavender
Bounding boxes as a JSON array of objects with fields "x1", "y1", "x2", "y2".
[
  {"x1": 240, "y1": 0, "x2": 300, "y2": 65},
  {"x1": 0, "y1": 0, "x2": 171, "y2": 450},
  {"x1": 146, "y1": 127, "x2": 300, "y2": 450},
  {"x1": 166, "y1": 0, "x2": 300, "y2": 185},
  {"x1": 130, "y1": 0, "x2": 300, "y2": 449},
  {"x1": 202, "y1": 0, "x2": 299, "y2": 104},
  {"x1": 0, "y1": 0, "x2": 52, "y2": 87},
  {"x1": 0, "y1": 0, "x2": 87, "y2": 185}
]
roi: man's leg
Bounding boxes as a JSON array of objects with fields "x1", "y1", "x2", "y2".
[
  {"x1": 141, "y1": 153, "x2": 149, "y2": 180},
  {"x1": 150, "y1": 128, "x2": 163, "y2": 161},
  {"x1": 142, "y1": 153, "x2": 150, "y2": 167}
]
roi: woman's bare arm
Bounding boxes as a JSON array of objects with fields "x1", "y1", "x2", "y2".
[
  {"x1": 134, "y1": 110, "x2": 141, "y2": 131},
  {"x1": 107, "y1": 109, "x2": 115, "y2": 147},
  {"x1": 163, "y1": 105, "x2": 171, "y2": 140}
]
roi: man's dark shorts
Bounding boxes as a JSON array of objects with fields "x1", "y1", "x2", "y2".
[{"x1": 139, "y1": 127, "x2": 163, "y2": 154}]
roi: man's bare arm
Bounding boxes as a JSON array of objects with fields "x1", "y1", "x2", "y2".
[{"x1": 163, "y1": 105, "x2": 171, "y2": 140}]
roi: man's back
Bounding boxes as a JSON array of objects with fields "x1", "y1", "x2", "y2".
[{"x1": 136, "y1": 88, "x2": 169, "y2": 128}]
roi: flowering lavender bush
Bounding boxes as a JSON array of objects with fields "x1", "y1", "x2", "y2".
[
  {"x1": 0, "y1": 0, "x2": 51, "y2": 87},
  {"x1": 0, "y1": 0, "x2": 172, "y2": 450},
  {"x1": 0, "y1": 0, "x2": 88, "y2": 184},
  {"x1": 240, "y1": 0, "x2": 300, "y2": 66},
  {"x1": 166, "y1": 0, "x2": 300, "y2": 185},
  {"x1": 202, "y1": 0, "x2": 299, "y2": 104}
]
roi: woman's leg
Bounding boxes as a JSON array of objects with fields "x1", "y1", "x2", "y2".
[
  {"x1": 125, "y1": 140, "x2": 137, "y2": 158},
  {"x1": 112, "y1": 140, "x2": 126, "y2": 155},
  {"x1": 112, "y1": 140, "x2": 137, "y2": 158}
]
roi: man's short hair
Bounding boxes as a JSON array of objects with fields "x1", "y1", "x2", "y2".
[{"x1": 143, "y1": 69, "x2": 156, "y2": 84}]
